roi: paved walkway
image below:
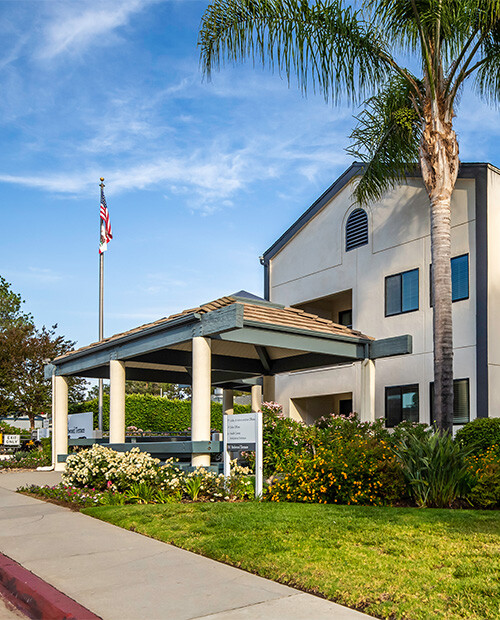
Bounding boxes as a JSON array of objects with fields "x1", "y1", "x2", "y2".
[{"x1": 0, "y1": 471, "x2": 373, "y2": 620}]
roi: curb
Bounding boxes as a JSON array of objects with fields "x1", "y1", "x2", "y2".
[{"x1": 0, "y1": 553, "x2": 101, "y2": 619}]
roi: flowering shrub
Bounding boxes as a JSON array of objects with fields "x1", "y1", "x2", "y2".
[
  {"x1": 467, "y1": 445, "x2": 500, "y2": 508},
  {"x1": 456, "y1": 418, "x2": 500, "y2": 456},
  {"x1": 251, "y1": 402, "x2": 307, "y2": 477},
  {"x1": 0, "y1": 450, "x2": 51, "y2": 469},
  {"x1": 267, "y1": 435, "x2": 405, "y2": 505},
  {"x1": 18, "y1": 483, "x2": 123, "y2": 508},
  {"x1": 59, "y1": 445, "x2": 255, "y2": 504},
  {"x1": 182, "y1": 463, "x2": 254, "y2": 502},
  {"x1": 62, "y1": 445, "x2": 160, "y2": 491}
]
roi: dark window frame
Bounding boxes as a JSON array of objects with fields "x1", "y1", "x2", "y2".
[
  {"x1": 429, "y1": 253, "x2": 469, "y2": 306},
  {"x1": 385, "y1": 383, "x2": 420, "y2": 428},
  {"x1": 429, "y1": 378, "x2": 470, "y2": 425},
  {"x1": 385, "y1": 268, "x2": 419, "y2": 317},
  {"x1": 338, "y1": 309, "x2": 353, "y2": 329},
  {"x1": 345, "y1": 208, "x2": 369, "y2": 252}
]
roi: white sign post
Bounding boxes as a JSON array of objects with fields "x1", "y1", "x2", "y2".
[{"x1": 223, "y1": 412, "x2": 263, "y2": 498}]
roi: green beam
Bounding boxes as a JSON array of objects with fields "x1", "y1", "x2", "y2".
[{"x1": 369, "y1": 335, "x2": 413, "y2": 359}]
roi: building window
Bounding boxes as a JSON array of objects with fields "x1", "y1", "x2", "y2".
[
  {"x1": 385, "y1": 269, "x2": 419, "y2": 316},
  {"x1": 345, "y1": 208, "x2": 368, "y2": 251},
  {"x1": 430, "y1": 378, "x2": 470, "y2": 425},
  {"x1": 385, "y1": 384, "x2": 419, "y2": 427},
  {"x1": 430, "y1": 254, "x2": 469, "y2": 305},
  {"x1": 338, "y1": 309, "x2": 352, "y2": 328}
]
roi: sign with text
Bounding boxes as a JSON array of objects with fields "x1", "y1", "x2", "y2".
[
  {"x1": 223, "y1": 411, "x2": 263, "y2": 498},
  {"x1": 225, "y1": 413, "x2": 257, "y2": 450},
  {"x1": 3, "y1": 434, "x2": 21, "y2": 446},
  {"x1": 68, "y1": 412, "x2": 93, "y2": 439}
]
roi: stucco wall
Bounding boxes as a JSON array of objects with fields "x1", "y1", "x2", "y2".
[{"x1": 270, "y1": 176, "x2": 478, "y2": 423}]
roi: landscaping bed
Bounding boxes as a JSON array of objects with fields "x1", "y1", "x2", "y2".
[
  {"x1": 15, "y1": 408, "x2": 500, "y2": 618},
  {"x1": 82, "y1": 501, "x2": 500, "y2": 620}
]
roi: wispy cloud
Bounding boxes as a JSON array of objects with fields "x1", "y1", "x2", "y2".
[
  {"x1": 38, "y1": 0, "x2": 156, "y2": 60},
  {"x1": 7, "y1": 267, "x2": 63, "y2": 285}
]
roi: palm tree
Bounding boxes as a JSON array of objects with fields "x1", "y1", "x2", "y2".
[{"x1": 199, "y1": 0, "x2": 500, "y2": 433}]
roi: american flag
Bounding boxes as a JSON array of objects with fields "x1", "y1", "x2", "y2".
[{"x1": 99, "y1": 186, "x2": 113, "y2": 254}]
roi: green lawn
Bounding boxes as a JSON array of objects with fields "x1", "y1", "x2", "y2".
[{"x1": 83, "y1": 502, "x2": 500, "y2": 620}]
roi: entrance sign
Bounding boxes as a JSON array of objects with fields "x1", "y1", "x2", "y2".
[
  {"x1": 4, "y1": 435, "x2": 21, "y2": 446},
  {"x1": 223, "y1": 412, "x2": 263, "y2": 498},
  {"x1": 68, "y1": 412, "x2": 93, "y2": 439}
]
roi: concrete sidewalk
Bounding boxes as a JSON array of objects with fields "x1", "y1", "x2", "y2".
[{"x1": 0, "y1": 471, "x2": 373, "y2": 620}]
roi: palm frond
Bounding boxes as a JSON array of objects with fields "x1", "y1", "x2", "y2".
[
  {"x1": 347, "y1": 76, "x2": 423, "y2": 205},
  {"x1": 474, "y1": 24, "x2": 500, "y2": 102},
  {"x1": 199, "y1": 0, "x2": 393, "y2": 105}
]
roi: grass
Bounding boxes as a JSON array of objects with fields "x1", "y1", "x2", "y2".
[{"x1": 82, "y1": 502, "x2": 500, "y2": 619}]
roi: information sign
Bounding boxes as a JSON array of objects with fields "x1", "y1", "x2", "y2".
[
  {"x1": 68, "y1": 412, "x2": 93, "y2": 439},
  {"x1": 225, "y1": 413, "x2": 257, "y2": 450},
  {"x1": 4, "y1": 434, "x2": 21, "y2": 446},
  {"x1": 223, "y1": 412, "x2": 263, "y2": 498}
]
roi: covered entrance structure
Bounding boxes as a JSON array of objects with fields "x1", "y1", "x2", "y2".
[{"x1": 46, "y1": 293, "x2": 412, "y2": 471}]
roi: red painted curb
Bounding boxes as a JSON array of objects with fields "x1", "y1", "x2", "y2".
[{"x1": 0, "y1": 553, "x2": 101, "y2": 620}]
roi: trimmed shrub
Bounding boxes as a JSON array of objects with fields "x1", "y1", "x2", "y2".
[
  {"x1": 69, "y1": 395, "x2": 250, "y2": 434},
  {"x1": 455, "y1": 417, "x2": 500, "y2": 455},
  {"x1": 468, "y1": 446, "x2": 500, "y2": 508}
]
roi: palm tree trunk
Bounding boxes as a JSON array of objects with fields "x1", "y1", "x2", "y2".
[{"x1": 420, "y1": 101, "x2": 459, "y2": 434}]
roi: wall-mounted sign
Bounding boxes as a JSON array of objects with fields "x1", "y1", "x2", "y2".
[
  {"x1": 68, "y1": 412, "x2": 93, "y2": 439},
  {"x1": 3, "y1": 434, "x2": 21, "y2": 446}
]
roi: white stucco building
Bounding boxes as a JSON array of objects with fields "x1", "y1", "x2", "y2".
[{"x1": 262, "y1": 162, "x2": 500, "y2": 427}]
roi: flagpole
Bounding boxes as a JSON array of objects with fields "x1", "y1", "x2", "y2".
[{"x1": 98, "y1": 177, "x2": 105, "y2": 432}]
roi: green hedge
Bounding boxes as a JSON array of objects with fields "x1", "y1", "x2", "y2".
[
  {"x1": 455, "y1": 418, "x2": 500, "y2": 455},
  {"x1": 69, "y1": 394, "x2": 250, "y2": 434}
]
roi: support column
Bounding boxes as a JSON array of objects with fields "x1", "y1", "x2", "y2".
[
  {"x1": 360, "y1": 359, "x2": 376, "y2": 422},
  {"x1": 251, "y1": 384, "x2": 262, "y2": 413},
  {"x1": 53, "y1": 375, "x2": 68, "y2": 472},
  {"x1": 191, "y1": 337, "x2": 211, "y2": 468},
  {"x1": 222, "y1": 389, "x2": 234, "y2": 416},
  {"x1": 262, "y1": 375, "x2": 275, "y2": 403},
  {"x1": 109, "y1": 360, "x2": 126, "y2": 443}
]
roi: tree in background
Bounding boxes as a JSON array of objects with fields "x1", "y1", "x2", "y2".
[
  {"x1": 0, "y1": 277, "x2": 86, "y2": 428},
  {"x1": 199, "y1": 0, "x2": 500, "y2": 432},
  {"x1": 87, "y1": 381, "x2": 191, "y2": 400}
]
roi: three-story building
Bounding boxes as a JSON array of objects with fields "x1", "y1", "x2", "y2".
[{"x1": 262, "y1": 162, "x2": 500, "y2": 427}]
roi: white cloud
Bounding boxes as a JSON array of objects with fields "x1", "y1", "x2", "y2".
[
  {"x1": 6, "y1": 267, "x2": 62, "y2": 285},
  {"x1": 0, "y1": 173, "x2": 90, "y2": 194},
  {"x1": 38, "y1": 0, "x2": 157, "y2": 60}
]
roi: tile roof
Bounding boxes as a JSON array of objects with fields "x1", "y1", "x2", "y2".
[{"x1": 54, "y1": 295, "x2": 371, "y2": 361}]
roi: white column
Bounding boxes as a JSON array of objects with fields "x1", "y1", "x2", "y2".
[
  {"x1": 262, "y1": 375, "x2": 275, "y2": 403},
  {"x1": 222, "y1": 389, "x2": 234, "y2": 416},
  {"x1": 360, "y1": 359, "x2": 376, "y2": 422},
  {"x1": 53, "y1": 375, "x2": 68, "y2": 472},
  {"x1": 109, "y1": 360, "x2": 126, "y2": 443},
  {"x1": 191, "y1": 336, "x2": 211, "y2": 468},
  {"x1": 251, "y1": 384, "x2": 262, "y2": 412}
]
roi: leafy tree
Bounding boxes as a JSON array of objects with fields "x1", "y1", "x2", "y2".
[
  {"x1": 199, "y1": 0, "x2": 500, "y2": 432},
  {"x1": 87, "y1": 381, "x2": 191, "y2": 399},
  {"x1": 0, "y1": 276, "x2": 32, "y2": 330},
  {"x1": 0, "y1": 278, "x2": 86, "y2": 428}
]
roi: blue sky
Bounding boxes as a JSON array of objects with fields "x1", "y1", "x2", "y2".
[{"x1": 1, "y1": 1, "x2": 499, "y2": 350}]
